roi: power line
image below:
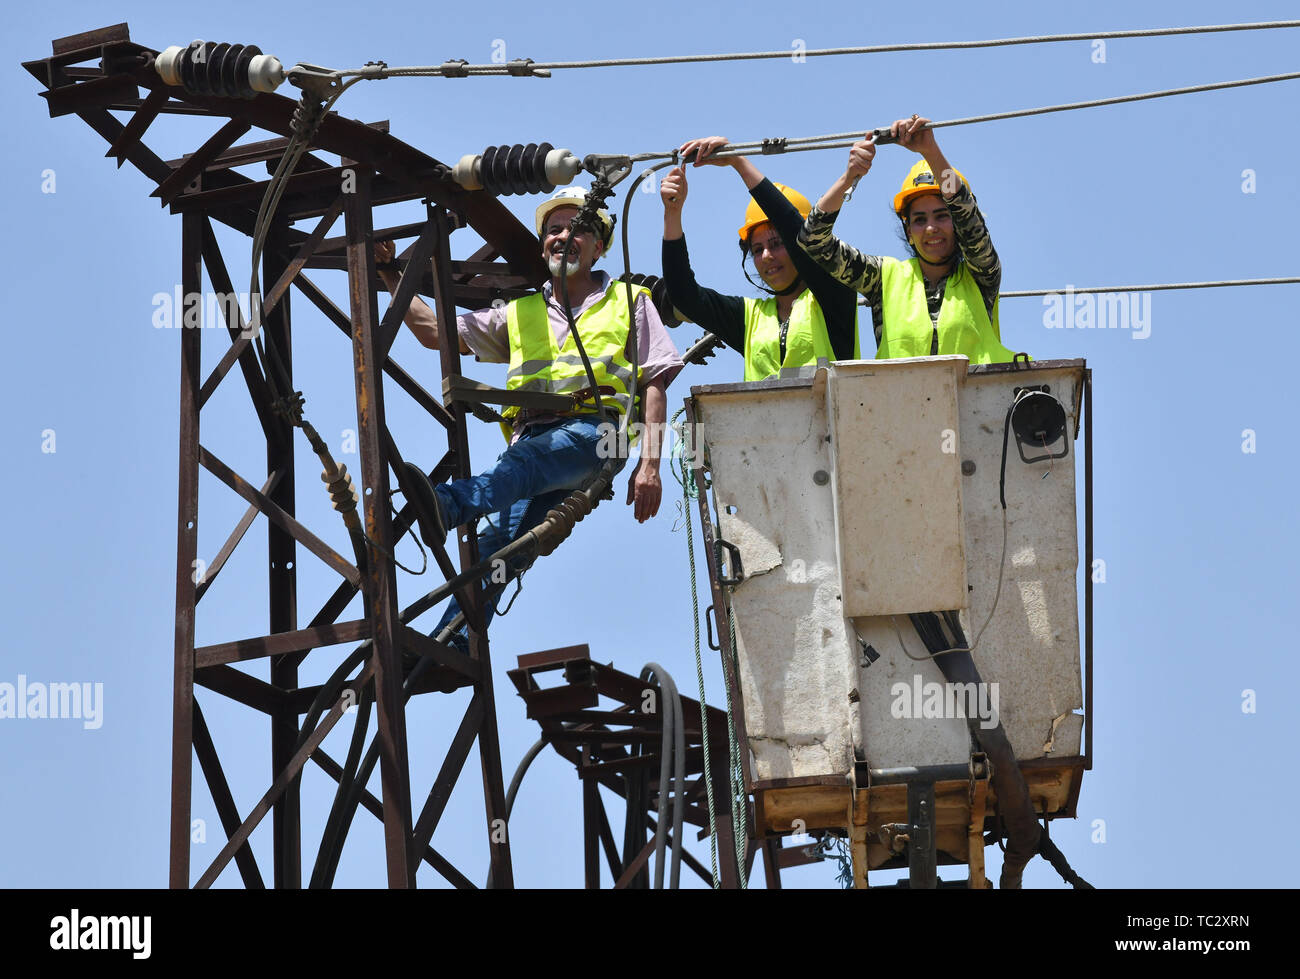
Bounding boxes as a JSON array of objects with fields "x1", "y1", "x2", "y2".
[
  {"x1": 644, "y1": 70, "x2": 1300, "y2": 164},
  {"x1": 354, "y1": 20, "x2": 1300, "y2": 76},
  {"x1": 999, "y1": 277, "x2": 1300, "y2": 297},
  {"x1": 850, "y1": 278, "x2": 1298, "y2": 307}
]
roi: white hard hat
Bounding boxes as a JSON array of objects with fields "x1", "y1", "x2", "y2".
[{"x1": 534, "y1": 186, "x2": 614, "y2": 247}]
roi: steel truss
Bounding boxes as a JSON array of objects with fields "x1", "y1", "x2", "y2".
[{"x1": 25, "y1": 23, "x2": 556, "y2": 888}]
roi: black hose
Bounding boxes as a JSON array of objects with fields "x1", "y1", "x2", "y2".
[
  {"x1": 483, "y1": 733, "x2": 551, "y2": 889},
  {"x1": 641, "y1": 663, "x2": 686, "y2": 889},
  {"x1": 309, "y1": 681, "x2": 374, "y2": 888}
]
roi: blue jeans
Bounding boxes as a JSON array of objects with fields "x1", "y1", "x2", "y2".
[{"x1": 430, "y1": 416, "x2": 620, "y2": 647}]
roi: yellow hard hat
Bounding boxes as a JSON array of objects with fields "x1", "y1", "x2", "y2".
[
  {"x1": 737, "y1": 182, "x2": 811, "y2": 242},
  {"x1": 893, "y1": 159, "x2": 970, "y2": 216}
]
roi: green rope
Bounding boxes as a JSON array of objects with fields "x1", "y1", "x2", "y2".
[
  {"x1": 670, "y1": 407, "x2": 720, "y2": 888},
  {"x1": 725, "y1": 608, "x2": 748, "y2": 887},
  {"x1": 672, "y1": 405, "x2": 749, "y2": 888}
]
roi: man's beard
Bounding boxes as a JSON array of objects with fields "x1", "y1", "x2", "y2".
[{"x1": 548, "y1": 250, "x2": 584, "y2": 278}]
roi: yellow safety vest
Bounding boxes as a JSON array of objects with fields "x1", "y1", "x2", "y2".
[
  {"x1": 501, "y1": 281, "x2": 647, "y2": 439},
  {"x1": 878, "y1": 257, "x2": 1018, "y2": 364},
  {"x1": 742, "y1": 288, "x2": 858, "y2": 381}
]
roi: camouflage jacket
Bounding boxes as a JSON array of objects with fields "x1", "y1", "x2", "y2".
[{"x1": 798, "y1": 182, "x2": 1001, "y2": 350}]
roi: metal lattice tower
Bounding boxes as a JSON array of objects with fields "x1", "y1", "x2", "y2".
[{"x1": 24, "y1": 23, "x2": 561, "y2": 888}]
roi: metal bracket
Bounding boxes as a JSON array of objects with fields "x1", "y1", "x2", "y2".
[
  {"x1": 580, "y1": 154, "x2": 633, "y2": 189},
  {"x1": 506, "y1": 58, "x2": 549, "y2": 77},
  {"x1": 705, "y1": 604, "x2": 720, "y2": 651},
  {"x1": 906, "y1": 781, "x2": 937, "y2": 888},
  {"x1": 286, "y1": 63, "x2": 343, "y2": 98},
  {"x1": 714, "y1": 538, "x2": 744, "y2": 587}
]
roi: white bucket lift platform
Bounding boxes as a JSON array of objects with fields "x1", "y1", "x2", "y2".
[{"x1": 686, "y1": 357, "x2": 1093, "y2": 888}]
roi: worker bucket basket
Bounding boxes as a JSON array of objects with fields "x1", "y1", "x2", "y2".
[{"x1": 684, "y1": 356, "x2": 1094, "y2": 888}]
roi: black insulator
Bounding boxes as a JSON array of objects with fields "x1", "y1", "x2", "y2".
[
  {"x1": 179, "y1": 43, "x2": 201, "y2": 92},
  {"x1": 176, "y1": 41, "x2": 264, "y2": 99},
  {"x1": 219, "y1": 43, "x2": 248, "y2": 98},
  {"x1": 488, "y1": 144, "x2": 509, "y2": 194},
  {"x1": 204, "y1": 43, "x2": 230, "y2": 95},
  {"x1": 476, "y1": 143, "x2": 559, "y2": 196},
  {"x1": 480, "y1": 145, "x2": 500, "y2": 192},
  {"x1": 213, "y1": 42, "x2": 237, "y2": 96},
  {"x1": 505, "y1": 143, "x2": 527, "y2": 195},
  {"x1": 520, "y1": 143, "x2": 540, "y2": 194},
  {"x1": 532, "y1": 142, "x2": 554, "y2": 194}
]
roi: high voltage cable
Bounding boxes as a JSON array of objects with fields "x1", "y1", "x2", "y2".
[
  {"x1": 998, "y1": 277, "x2": 1300, "y2": 297},
  {"x1": 844, "y1": 277, "x2": 1298, "y2": 308},
  {"x1": 627, "y1": 70, "x2": 1300, "y2": 163},
  {"x1": 351, "y1": 20, "x2": 1300, "y2": 76}
]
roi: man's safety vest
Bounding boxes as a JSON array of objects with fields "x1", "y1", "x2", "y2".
[
  {"x1": 878, "y1": 257, "x2": 1017, "y2": 364},
  {"x1": 742, "y1": 288, "x2": 858, "y2": 381},
  {"x1": 501, "y1": 281, "x2": 647, "y2": 438}
]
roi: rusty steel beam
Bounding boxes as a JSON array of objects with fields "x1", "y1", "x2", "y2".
[
  {"x1": 379, "y1": 215, "x2": 439, "y2": 357},
  {"x1": 583, "y1": 747, "x2": 601, "y2": 888},
  {"x1": 198, "y1": 446, "x2": 360, "y2": 587},
  {"x1": 105, "y1": 87, "x2": 168, "y2": 166},
  {"x1": 263, "y1": 197, "x2": 345, "y2": 315},
  {"x1": 198, "y1": 220, "x2": 282, "y2": 446},
  {"x1": 288, "y1": 578, "x2": 363, "y2": 671},
  {"x1": 410, "y1": 694, "x2": 486, "y2": 867},
  {"x1": 153, "y1": 117, "x2": 253, "y2": 205},
  {"x1": 194, "y1": 665, "x2": 284, "y2": 715},
  {"x1": 194, "y1": 662, "x2": 374, "y2": 889},
  {"x1": 195, "y1": 619, "x2": 371, "y2": 670},
  {"x1": 290, "y1": 271, "x2": 455, "y2": 429},
  {"x1": 169, "y1": 210, "x2": 203, "y2": 889},
  {"x1": 429, "y1": 206, "x2": 514, "y2": 888},
  {"x1": 310, "y1": 749, "x2": 475, "y2": 889},
  {"x1": 345, "y1": 165, "x2": 414, "y2": 888},
  {"x1": 71, "y1": 105, "x2": 173, "y2": 184},
  {"x1": 42, "y1": 73, "x2": 141, "y2": 117},
  {"x1": 379, "y1": 426, "x2": 482, "y2": 633},
  {"x1": 398, "y1": 625, "x2": 481, "y2": 683},
  {"x1": 262, "y1": 234, "x2": 302, "y2": 890},
  {"x1": 163, "y1": 121, "x2": 390, "y2": 173},
  {"x1": 192, "y1": 702, "x2": 265, "y2": 888},
  {"x1": 52, "y1": 23, "x2": 131, "y2": 56},
  {"x1": 195, "y1": 468, "x2": 284, "y2": 604}
]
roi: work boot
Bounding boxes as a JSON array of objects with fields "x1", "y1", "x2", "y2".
[{"x1": 395, "y1": 461, "x2": 447, "y2": 548}]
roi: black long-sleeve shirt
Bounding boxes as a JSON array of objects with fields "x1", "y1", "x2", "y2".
[{"x1": 661, "y1": 178, "x2": 860, "y2": 361}]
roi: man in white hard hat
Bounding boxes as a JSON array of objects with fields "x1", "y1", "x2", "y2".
[{"x1": 376, "y1": 186, "x2": 682, "y2": 649}]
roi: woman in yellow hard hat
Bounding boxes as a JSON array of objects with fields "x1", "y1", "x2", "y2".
[
  {"x1": 798, "y1": 115, "x2": 1016, "y2": 364},
  {"x1": 661, "y1": 137, "x2": 859, "y2": 380}
]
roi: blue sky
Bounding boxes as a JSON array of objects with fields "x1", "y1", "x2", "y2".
[{"x1": 3, "y1": 0, "x2": 1297, "y2": 888}]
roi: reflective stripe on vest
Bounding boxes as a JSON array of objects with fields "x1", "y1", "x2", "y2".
[
  {"x1": 877, "y1": 257, "x2": 1017, "y2": 364},
  {"x1": 501, "y1": 281, "x2": 647, "y2": 433},
  {"x1": 741, "y1": 288, "x2": 858, "y2": 382}
]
